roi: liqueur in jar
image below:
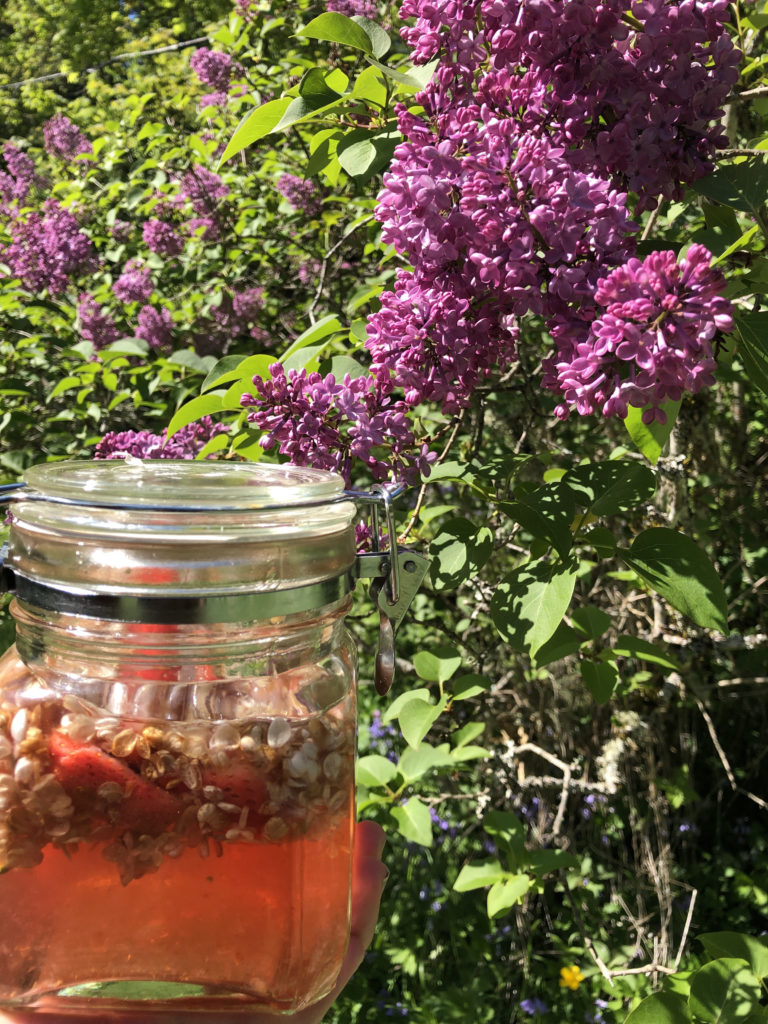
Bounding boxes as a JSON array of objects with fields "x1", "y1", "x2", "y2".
[{"x1": 0, "y1": 460, "x2": 381, "y2": 1018}]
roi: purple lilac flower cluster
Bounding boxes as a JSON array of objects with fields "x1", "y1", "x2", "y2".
[
  {"x1": 95, "y1": 417, "x2": 227, "y2": 460},
  {"x1": 142, "y1": 218, "x2": 183, "y2": 258},
  {"x1": 136, "y1": 305, "x2": 174, "y2": 351},
  {"x1": 0, "y1": 143, "x2": 42, "y2": 206},
  {"x1": 2, "y1": 200, "x2": 94, "y2": 295},
  {"x1": 244, "y1": 0, "x2": 737, "y2": 479},
  {"x1": 176, "y1": 166, "x2": 229, "y2": 241},
  {"x1": 113, "y1": 259, "x2": 154, "y2": 304},
  {"x1": 326, "y1": 0, "x2": 379, "y2": 19},
  {"x1": 42, "y1": 114, "x2": 92, "y2": 161},
  {"x1": 77, "y1": 294, "x2": 120, "y2": 350},
  {"x1": 275, "y1": 174, "x2": 324, "y2": 218},
  {"x1": 189, "y1": 48, "x2": 232, "y2": 92},
  {"x1": 243, "y1": 364, "x2": 436, "y2": 484}
]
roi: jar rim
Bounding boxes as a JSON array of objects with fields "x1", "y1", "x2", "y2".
[{"x1": 23, "y1": 459, "x2": 346, "y2": 510}]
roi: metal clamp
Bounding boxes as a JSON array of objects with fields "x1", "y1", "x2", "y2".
[{"x1": 353, "y1": 485, "x2": 429, "y2": 697}]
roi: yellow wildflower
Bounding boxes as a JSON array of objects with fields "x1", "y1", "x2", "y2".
[{"x1": 559, "y1": 965, "x2": 585, "y2": 990}]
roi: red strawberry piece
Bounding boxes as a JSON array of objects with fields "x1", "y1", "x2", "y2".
[
  {"x1": 49, "y1": 730, "x2": 180, "y2": 835},
  {"x1": 201, "y1": 758, "x2": 267, "y2": 816}
]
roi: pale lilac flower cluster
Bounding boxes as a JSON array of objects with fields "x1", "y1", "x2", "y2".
[
  {"x1": 178, "y1": 166, "x2": 229, "y2": 215},
  {"x1": 189, "y1": 48, "x2": 232, "y2": 92},
  {"x1": 543, "y1": 244, "x2": 732, "y2": 422},
  {"x1": 113, "y1": 259, "x2": 154, "y2": 304},
  {"x1": 142, "y1": 218, "x2": 183, "y2": 257},
  {"x1": 197, "y1": 286, "x2": 268, "y2": 354},
  {"x1": 136, "y1": 305, "x2": 174, "y2": 351},
  {"x1": 275, "y1": 174, "x2": 323, "y2": 217},
  {"x1": 42, "y1": 114, "x2": 92, "y2": 161},
  {"x1": 327, "y1": 0, "x2": 379, "y2": 19},
  {"x1": 243, "y1": 364, "x2": 435, "y2": 484},
  {"x1": 200, "y1": 92, "x2": 228, "y2": 110},
  {"x1": 2, "y1": 200, "x2": 94, "y2": 295},
  {"x1": 77, "y1": 294, "x2": 120, "y2": 350},
  {"x1": 95, "y1": 417, "x2": 227, "y2": 460}
]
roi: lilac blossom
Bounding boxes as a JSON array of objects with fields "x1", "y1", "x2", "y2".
[
  {"x1": 113, "y1": 259, "x2": 154, "y2": 304},
  {"x1": 242, "y1": 364, "x2": 435, "y2": 485},
  {"x1": 2, "y1": 200, "x2": 94, "y2": 295},
  {"x1": 276, "y1": 174, "x2": 323, "y2": 217},
  {"x1": 136, "y1": 305, "x2": 174, "y2": 351},
  {"x1": 326, "y1": 0, "x2": 379, "y2": 19},
  {"x1": 95, "y1": 417, "x2": 227, "y2": 460},
  {"x1": 543, "y1": 244, "x2": 732, "y2": 422},
  {"x1": 200, "y1": 91, "x2": 228, "y2": 109},
  {"x1": 1, "y1": 143, "x2": 41, "y2": 205},
  {"x1": 178, "y1": 166, "x2": 229, "y2": 216},
  {"x1": 241, "y1": 0, "x2": 737, "y2": 481},
  {"x1": 77, "y1": 294, "x2": 120, "y2": 350},
  {"x1": 142, "y1": 218, "x2": 183, "y2": 257},
  {"x1": 521, "y1": 997, "x2": 549, "y2": 1017},
  {"x1": 42, "y1": 114, "x2": 92, "y2": 161},
  {"x1": 189, "y1": 48, "x2": 232, "y2": 92}
]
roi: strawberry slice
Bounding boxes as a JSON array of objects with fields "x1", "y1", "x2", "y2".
[
  {"x1": 49, "y1": 730, "x2": 180, "y2": 835},
  {"x1": 201, "y1": 758, "x2": 268, "y2": 816}
]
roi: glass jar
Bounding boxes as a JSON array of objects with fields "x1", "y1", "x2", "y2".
[{"x1": 0, "y1": 460, "x2": 365, "y2": 1018}]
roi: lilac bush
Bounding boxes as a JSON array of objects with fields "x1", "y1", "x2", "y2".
[{"x1": 95, "y1": 417, "x2": 227, "y2": 460}]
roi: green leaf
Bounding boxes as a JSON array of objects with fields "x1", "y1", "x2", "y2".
[
  {"x1": 413, "y1": 645, "x2": 462, "y2": 683},
  {"x1": 532, "y1": 622, "x2": 583, "y2": 667},
  {"x1": 571, "y1": 605, "x2": 611, "y2": 639},
  {"x1": 297, "y1": 12, "x2": 374, "y2": 53},
  {"x1": 490, "y1": 559, "x2": 577, "y2": 656},
  {"x1": 273, "y1": 95, "x2": 345, "y2": 133},
  {"x1": 692, "y1": 157, "x2": 768, "y2": 215},
  {"x1": 483, "y1": 810, "x2": 525, "y2": 842},
  {"x1": 337, "y1": 135, "x2": 379, "y2": 177},
  {"x1": 397, "y1": 742, "x2": 454, "y2": 782},
  {"x1": 399, "y1": 697, "x2": 445, "y2": 749},
  {"x1": 451, "y1": 673, "x2": 491, "y2": 700},
  {"x1": 453, "y1": 859, "x2": 505, "y2": 892},
  {"x1": 356, "y1": 754, "x2": 399, "y2": 788},
  {"x1": 201, "y1": 354, "x2": 276, "y2": 393},
  {"x1": 280, "y1": 315, "x2": 343, "y2": 363},
  {"x1": 624, "y1": 991, "x2": 691, "y2": 1023},
  {"x1": 391, "y1": 796, "x2": 432, "y2": 846},
  {"x1": 429, "y1": 518, "x2": 493, "y2": 590},
  {"x1": 365, "y1": 56, "x2": 438, "y2": 90},
  {"x1": 218, "y1": 98, "x2": 292, "y2": 165},
  {"x1": 381, "y1": 688, "x2": 431, "y2": 724},
  {"x1": 698, "y1": 934, "x2": 768, "y2": 980},
  {"x1": 582, "y1": 526, "x2": 617, "y2": 558},
  {"x1": 487, "y1": 875, "x2": 532, "y2": 918},
  {"x1": 688, "y1": 958, "x2": 762, "y2": 1023},
  {"x1": 621, "y1": 528, "x2": 728, "y2": 633},
  {"x1": 452, "y1": 722, "x2": 485, "y2": 748},
  {"x1": 612, "y1": 635, "x2": 680, "y2": 670},
  {"x1": 351, "y1": 15, "x2": 391, "y2": 58},
  {"x1": 563, "y1": 460, "x2": 657, "y2": 515},
  {"x1": 165, "y1": 393, "x2": 224, "y2": 442},
  {"x1": 104, "y1": 338, "x2": 150, "y2": 357},
  {"x1": 352, "y1": 65, "x2": 388, "y2": 106},
  {"x1": 624, "y1": 400, "x2": 682, "y2": 464},
  {"x1": 581, "y1": 659, "x2": 619, "y2": 704},
  {"x1": 734, "y1": 312, "x2": 768, "y2": 399},
  {"x1": 298, "y1": 67, "x2": 348, "y2": 106},
  {"x1": 500, "y1": 493, "x2": 572, "y2": 560},
  {"x1": 450, "y1": 745, "x2": 490, "y2": 762}
]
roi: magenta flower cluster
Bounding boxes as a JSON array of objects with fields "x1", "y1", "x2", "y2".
[
  {"x1": 275, "y1": 174, "x2": 323, "y2": 217},
  {"x1": 42, "y1": 114, "x2": 92, "y2": 161},
  {"x1": 136, "y1": 305, "x2": 174, "y2": 351},
  {"x1": 0, "y1": 143, "x2": 41, "y2": 206},
  {"x1": 142, "y1": 218, "x2": 184, "y2": 258},
  {"x1": 77, "y1": 294, "x2": 120, "y2": 350},
  {"x1": 326, "y1": 0, "x2": 379, "y2": 19},
  {"x1": 113, "y1": 259, "x2": 155, "y2": 304},
  {"x1": 244, "y1": 0, "x2": 737, "y2": 479},
  {"x1": 189, "y1": 48, "x2": 232, "y2": 92},
  {"x1": 243, "y1": 365, "x2": 435, "y2": 483},
  {"x1": 2, "y1": 200, "x2": 94, "y2": 295},
  {"x1": 543, "y1": 244, "x2": 733, "y2": 422},
  {"x1": 95, "y1": 417, "x2": 227, "y2": 460}
]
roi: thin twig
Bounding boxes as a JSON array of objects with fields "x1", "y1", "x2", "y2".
[
  {"x1": 1, "y1": 38, "x2": 209, "y2": 89},
  {"x1": 674, "y1": 888, "x2": 698, "y2": 971},
  {"x1": 398, "y1": 413, "x2": 464, "y2": 543}
]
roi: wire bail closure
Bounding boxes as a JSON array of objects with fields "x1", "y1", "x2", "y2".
[{"x1": 0, "y1": 479, "x2": 429, "y2": 697}]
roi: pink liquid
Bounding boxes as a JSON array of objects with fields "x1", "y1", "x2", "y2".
[{"x1": 0, "y1": 810, "x2": 353, "y2": 1016}]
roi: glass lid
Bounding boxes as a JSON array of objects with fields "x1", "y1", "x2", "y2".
[{"x1": 23, "y1": 460, "x2": 346, "y2": 510}]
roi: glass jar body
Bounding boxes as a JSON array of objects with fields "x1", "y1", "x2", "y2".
[{"x1": 0, "y1": 599, "x2": 357, "y2": 1018}]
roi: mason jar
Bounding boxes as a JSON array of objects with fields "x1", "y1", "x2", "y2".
[{"x1": 0, "y1": 459, "x2": 365, "y2": 1018}]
